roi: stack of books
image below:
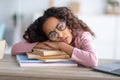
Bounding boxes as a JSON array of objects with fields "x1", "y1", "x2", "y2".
[
  {"x1": 27, "y1": 49, "x2": 70, "y2": 61},
  {"x1": 16, "y1": 49, "x2": 78, "y2": 67}
]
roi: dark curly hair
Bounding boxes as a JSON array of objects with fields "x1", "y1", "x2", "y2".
[{"x1": 23, "y1": 7, "x2": 95, "y2": 43}]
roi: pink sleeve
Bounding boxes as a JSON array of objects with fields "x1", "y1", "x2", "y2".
[
  {"x1": 11, "y1": 41, "x2": 38, "y2": 56},
  {"x1": 71, "y1": 32, "x2": 98, "y2": 67}
]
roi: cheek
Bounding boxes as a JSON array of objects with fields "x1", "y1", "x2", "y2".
[
  {"x1": 66, "y1": 28, "x2": 72, "y2": 35},
  {"x1": 66, "y1": 29, "x2": 73, "y2": 39}
]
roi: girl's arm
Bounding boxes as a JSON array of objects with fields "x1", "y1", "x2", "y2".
[
  {"x1": 55, "y1": 32, "x2": 98, "y2": 67},
  {"x1": 71, "y1": 48, "x2": 98, "y2": 67},
  {"x1": 40, "y1": 32, "x2": 98, "y2": 67},
  {"x1": 11, "y1": 41, "x2": 38, "y2": 56},
  {"x1": 35, "y1": 35, "x2": 97, "y2": 68},
  {"x1": 11, "y1": 41, "x2": 54, "y2": 56},
  {"x1": 71, "y1": 32, "x2": 98, "y2": 67}
]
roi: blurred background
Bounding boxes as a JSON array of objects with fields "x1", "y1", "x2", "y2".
[{"x1": 0, "y1": 0, "x2": 120, "y2": 59}]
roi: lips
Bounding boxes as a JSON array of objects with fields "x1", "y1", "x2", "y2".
[{"x1": 61, "y1": 36, "x2": 68, "y2": 42}]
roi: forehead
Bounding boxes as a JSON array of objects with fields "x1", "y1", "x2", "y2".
[{"x1": 43, "y1": 17, "x2": 60, "y2": 35}]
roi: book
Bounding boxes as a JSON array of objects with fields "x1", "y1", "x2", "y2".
[
  {"x1": 16, "y1": 54, "x2": 78, "y2": 67},
  {"x1": 33, "y1": 49, "x2": 67, "y2": 56},
  {"x1": 26, "y1": 52, "x2": 70, "y2": 60},
  {"x1": 0, "y1": 40, "x2": 6, "y2": 59}
]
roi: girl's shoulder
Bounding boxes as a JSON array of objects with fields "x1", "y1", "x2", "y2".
[
  {"x1": 72, "y1": 30, "x2": 93, "y2": 47},
  {"x1": 72, "y1": 30, "x2": 92, "y2": 39}
]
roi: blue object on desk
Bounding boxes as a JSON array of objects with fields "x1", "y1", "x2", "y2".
[
  {"x1": 16, "y1": 54, "x2": 78, "y2": 67},
  {"x1": 16, "y1": 54, "x2": 44, "y2": 63},
  {"x1": 0, "y1": 24, "x2": 6, "y2": 39}
]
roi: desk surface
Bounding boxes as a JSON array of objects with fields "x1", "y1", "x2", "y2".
[{"x1": 0, "y1": 54, "x2": 119, "y2": 80}]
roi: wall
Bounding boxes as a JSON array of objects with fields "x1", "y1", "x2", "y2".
[
  {"x1": 79, "y1": 15, "x2": 120, "y2": 59},
  {"x1": 0, "y1": 0, "x2": 16, "y2": 27},
  {"x1": 116, "y1": 17, "x2": 120, "y2": 59},
  {"x1": 0, "y1": 0, "x2": 106, "y2": 30},
  {"x1": 0, "y1": 0, "x2": 16, "y2": 47}
]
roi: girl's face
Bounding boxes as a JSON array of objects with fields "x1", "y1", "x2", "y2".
[{"x1": 43, "y1": 17, "x2": 73, "y2": 44}]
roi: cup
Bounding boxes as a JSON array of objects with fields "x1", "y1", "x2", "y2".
[{"x1": 0, "y1": 40, "x2": 6, "y2": 59}]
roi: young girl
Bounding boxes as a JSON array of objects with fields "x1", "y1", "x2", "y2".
[{"x1": 11, "y1": 7, "x2": 98, "y2": 67}]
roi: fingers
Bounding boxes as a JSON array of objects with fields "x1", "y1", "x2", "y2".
[
  {"x1": 35, "y1": 42, "x2": 54, "y2": 50},
  {"x1": 43, "y1": 42, "x2": 59, "y2": 50}
]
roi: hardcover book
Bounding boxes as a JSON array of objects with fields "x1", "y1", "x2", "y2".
[
  {"x1": 32, "y1": 49, "x2": 67, "y2": 56},
  {"x1": 26, "y1": 52, "x2": 70, "y2": 60},
  {"x1": 16, "y1": 54, "x2": 78, "y2": 67}
]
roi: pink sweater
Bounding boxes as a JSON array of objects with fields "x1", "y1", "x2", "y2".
[{"x1": 11, "y1": 32, "x2": 98, "y2": 67}]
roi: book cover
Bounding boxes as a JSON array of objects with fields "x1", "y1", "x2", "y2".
[
  {"x1": 26, "y1": 52, "x2": 70, "y2": 60},
  {"x1": 16, "y1": 54, "x2": 78, "y2": 67},
  {"x1": 33, "y1": 49, "x2": 67, "y2": 56}
]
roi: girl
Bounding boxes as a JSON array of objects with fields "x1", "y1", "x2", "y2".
[{"x1": 11, "y1": 7, "x2": 98, "y2": 67}]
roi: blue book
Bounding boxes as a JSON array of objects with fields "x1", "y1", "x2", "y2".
[{"x1": 16, "y1": 54, "x2": 78, "y2": 67}]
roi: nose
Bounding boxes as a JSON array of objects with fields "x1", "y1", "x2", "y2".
[{"x1": 56, "y1": 30, "x2": 63, "y2": 38}]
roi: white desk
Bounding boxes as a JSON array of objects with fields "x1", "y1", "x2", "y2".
[{"x1": 0, "y1": 54, "x2": 119, "y2": 80}]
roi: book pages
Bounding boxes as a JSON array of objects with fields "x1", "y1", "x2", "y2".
[
  {"x1": 33, "y1": 49, "x2": 66, "y2": 56},
  {"x1": 27, "y1": 52, "x2": 70, "y2": 60}
]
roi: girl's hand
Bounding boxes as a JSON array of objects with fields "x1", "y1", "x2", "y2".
[
  {"x1": 43, "y1": 41, "x2": 63, "y2": 50},
  {"x1": 34, "y1": 41, "x2": 73, "y2": 56},
  {"x1": 44, "y1": 41, "x2": 74, "y2": 56},
  {"x1": 34, "y1": 41, "x2": 54, "y2": 50}
]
